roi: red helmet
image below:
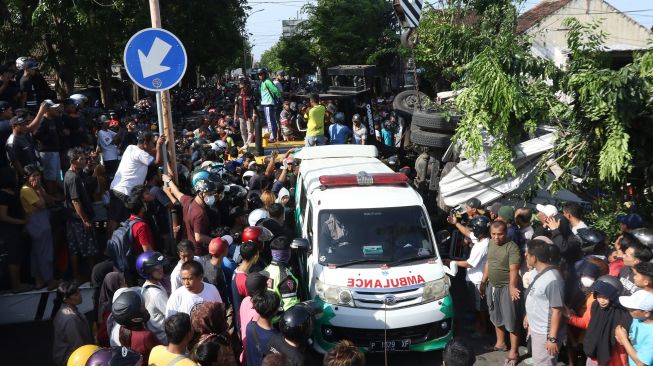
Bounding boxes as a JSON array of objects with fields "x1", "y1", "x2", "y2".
[
  {"x1": 208, "y1": 237, "x2": 229, "y2": 257},
  {"x1": 242, "y1": 226, "x2": 273, "y2": 250}
]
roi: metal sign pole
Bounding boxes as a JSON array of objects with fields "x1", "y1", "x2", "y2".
[{"x1": 155, "y1": 91, "x2": 168, "y2": 173}]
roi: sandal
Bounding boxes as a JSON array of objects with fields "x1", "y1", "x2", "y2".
[
  {"x1": 484, "y1": 344, "x2": 508, "y2": 352},
  {"x1": 504, "y1": 357, "x2": 518, "y2": 366}
]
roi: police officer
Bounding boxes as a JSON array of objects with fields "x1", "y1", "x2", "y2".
[{"x1": 264, "y1": 236, "x2": 300, "y2": 311}]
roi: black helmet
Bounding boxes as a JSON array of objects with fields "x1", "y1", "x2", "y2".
[
  {"x1": 111, "y1": 291, "x2": 148, "y2": 327},
  {"x1": 592, "y1": 275, "x2": 622, "y2": 300},
  {"x1": 468, "y1": 215, "x2": 491, "y2": 238},
  {"x1": 85, "y1": 346, "x2": 143, "y2": 366},
  {"x1": 279, "y1": 304, "x2": 314, "y2": 344},
  {"x1": 631, "y1": 228, "x2": 653, "y2": 249},
  {"x1": 576, "y1": 228, "x2": 606, "y2": 254}
]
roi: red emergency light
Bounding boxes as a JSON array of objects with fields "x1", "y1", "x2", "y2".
[{"x1": 319, "y1": 172, "x2": 408, "y2": 188}]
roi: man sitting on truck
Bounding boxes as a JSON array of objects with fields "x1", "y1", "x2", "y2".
[{"x1": 264, "y1": 236, "x2": 300, "y2": 311}]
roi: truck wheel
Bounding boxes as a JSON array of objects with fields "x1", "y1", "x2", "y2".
[
  {"x1": 410, "y1": 127, "x2": 452, "y2": 149},
  {"x1": 393, "y1": 90, "x2": 428, "y2": 118},
  {"x1": 411, "y1": 110, "x2": 460, "y2": 132}
]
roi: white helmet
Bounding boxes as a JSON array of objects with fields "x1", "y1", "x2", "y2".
[
  {"x1": 248, "y1": 208, "x2": 269, "y2": 227},
  {"x1": 69, "y1": 94, "x2": 88, "y2": 105},
  {"x1": 242, "y1": 170, "x2": 255, "y2": 186},
  {"x1": 15, "y1": 57, "x2": 28, "y2": 71}
]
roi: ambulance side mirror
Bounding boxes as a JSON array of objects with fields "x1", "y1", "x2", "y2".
[
  {"x1": 291, "y1": 238, "x2": 309, "y2": 251},
  {"x1": 443, "y1": 261, "x2": 458, "y2": 277}
]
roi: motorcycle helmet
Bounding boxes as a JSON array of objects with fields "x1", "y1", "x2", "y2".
[
  {"x1": 592, "y1": 275, "x2": 623, "y2": 300},
  {"x1": 15, "y1": 56, "x2": 28, "y2": 70},
  {"x1": 467, "y1": 215, "x2": 491, "y2": 239},
  {"x1": 111, "y1": 291, "x2": 148, "y2": 327},
  {"x1": 576, "y1": 228, "x2": 606, "y2": 254},
  {"x1": 85, "y1": 347, "x2": 143, "y2": 366},
  {"x1": 135, "y1": 251, "x2": 167, "y2": 279},
  {"x1": 209, "y1": 237, "x2": 229, "y2": 257},
  {"x1": 69, "y1": 94, "x2": 89, "y2": 106},
  {"x1": 68, "y1": 345, "x2": 100, "y2": 366},
  {"x1": 631, "y1": 228, "x2": 653, "y2": 249},
  {"x1": 191, "y1": 170, "x2": 210, "y2": 187},
  {"x1": 248, "y1": 208, "x2": 269, "y2": 226},
  {"x1": 242, "y1": 170, "x2": 255, "y2": 186},
  {"x1": 194, "y1": 178, "x2": 217, "y2": 194},
  {"x1": 279, "y1": 304, "x2": 314, "y2": 344},
  {"x1": 241, "y1": 226, "x2": 273, "y2": 250}
]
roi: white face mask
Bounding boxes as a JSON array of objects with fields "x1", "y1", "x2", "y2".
[
  {"x1": 204, "y1": 195, "x2": 215, "y2": 206},
  {"x1": 580, "y1": 276, "x2": 595, "y2": 288}
]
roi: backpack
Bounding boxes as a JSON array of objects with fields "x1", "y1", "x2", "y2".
[{"x1": 107, "y1": 218, "x2": 142, "y2": 272}]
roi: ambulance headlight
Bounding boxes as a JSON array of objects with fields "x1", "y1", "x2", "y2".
[
  {"x1": 422, "y1": 277, "x2": 450, "y2": 302},
  {"x1": 316, "y1": 280, "x2": 354, "y2": 307}
]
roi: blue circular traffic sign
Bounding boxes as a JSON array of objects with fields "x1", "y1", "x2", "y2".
[{"x1": 123, "y1": 28, "x2": 187, "y2": 92}]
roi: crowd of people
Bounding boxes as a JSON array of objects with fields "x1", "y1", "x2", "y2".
[
  {"x1": 3, "y1": 56, "x2": 653, "y2": 366},
  {"x1": 446, "y1": 197, "x2": 653, "y2": 366}
]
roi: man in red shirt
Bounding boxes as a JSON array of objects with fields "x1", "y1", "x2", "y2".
[
  {"x1": 163, "y1": 174, "x2": 224, "y2": 255},
  {"x1": 126, "y1": 184, "x2": 156, "y2": 255}
]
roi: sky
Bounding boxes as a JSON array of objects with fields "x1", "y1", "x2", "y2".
[{"x1": 246, "y1": 0, "x2": 653, "y2": 61}]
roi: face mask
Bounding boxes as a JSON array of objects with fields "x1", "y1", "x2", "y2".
[
  {"x1": 580, "y1": 276, "x2": 595, "y2": 288},
  {"x1": 204, "y1": 195, "x2": 215, "y2": 206}
]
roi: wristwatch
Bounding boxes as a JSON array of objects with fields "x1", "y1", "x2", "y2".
[{"x1": 547, "y1": 336, "x2": 557, "y2": 343}]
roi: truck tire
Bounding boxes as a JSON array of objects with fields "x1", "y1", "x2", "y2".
[
  {"x1": 410, "y1": 127, "x2": 452, "y2": 149},
  {"x1": 393, "y1": 90, "x2": 428, "y2": 118},
  {"x1": 411, "y1": 110, "x2": 460, "y2": 132}
]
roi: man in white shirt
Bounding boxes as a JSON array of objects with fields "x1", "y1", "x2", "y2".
[
  {"x1": 562, "y1": 202, "x2": 587, "y2": 235},
  {"x1": 448, "y1": 215, "x2": 490, "y2": 336},
  {"x1": 273, "y1": 71, "x2": 285, "y2": 94},
  {"x1": 170, "y1": 240, "x2": 199, "y2": 293},
  {"x1": 165, "y1": 260, "x2": 222, "y2": 317},
  {"x1": 107, "y1": 131, "x2": 164, "y2": 235}
]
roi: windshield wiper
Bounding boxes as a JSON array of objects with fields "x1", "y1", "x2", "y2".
[
  {"x1": 331, "y1": 258, "x2": 388, "y2": 268},
  {"x1": 387, "y1": 254, "x2": 436, "y2": 266}
]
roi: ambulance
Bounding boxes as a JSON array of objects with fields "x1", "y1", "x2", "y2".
[{"x1": 291, "y1": 145, "x2": 457, "y2": 353}]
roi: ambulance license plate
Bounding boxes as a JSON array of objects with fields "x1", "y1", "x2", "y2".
[{"x1": 369, "y1": 339, "x2": 411, "y2": 352}]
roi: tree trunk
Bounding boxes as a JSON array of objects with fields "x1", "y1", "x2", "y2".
[{"x1": 97, "y1": 60, "x2": 112, "y2": 109}]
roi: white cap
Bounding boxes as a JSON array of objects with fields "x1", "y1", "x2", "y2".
[
  {"x1": 247, "y1": 161, "x2": 257, "y2": 169},
  {"x1": 221, "y1": 235, "x2": 234, "y2": 246},
  {"x1": 620, "y1": 290, "x2": 653, "y2": 311},
  {"x1": 43, "y1": 99, "x2": 61, "y2": 108},
  {"x1": 248, "y1": 208, "x2": 269, "y2": 227},
  {"x1": 536, "y1": 204, "x2": 558, "y2": 218}
]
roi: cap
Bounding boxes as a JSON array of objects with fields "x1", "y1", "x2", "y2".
[
  {"x1": 352, "y1": 114, "x2": 361, "y2": 122},
  {"x1": 487, "y1": 202, "x2": 502, "y2": 215},
  {"x1": 43, "y1": 99, "x2": 61, "y2": 108},
  {"x1": 536, "y1": 204, "x2": 558, "y2": 217},
  {"x1": 0, "y1": 101, "x2": 11, "y2": 113},
  {"x1": 465, "y1": 198, "x2": 482, "y2": 210},
  {"x1": 532, "y1": 235, "x2": 554, "y2": 245},
  {"x1": 498, "y1": 206, "x2": 515, "y2": 221},
  {"x1": 9, "y1": 115, "x2": 27, "y2": 126},
  {"x1": 208, "y1": 237, "x2": 228, "y2": 256},
  {"x1": 334, "y1": 112, "x2": 345, "y2": 122},
  {"x1": 109, "y1": 119, "x2": 119, "y2": 128},
  {"x1": 617, "y1": 213, "x2": 644, "y2": 230},
  {"x1": 619, "y1": 290, "x2": 653, "y2": 311},
  {"x1": 277, "y1": 70, "x2": 285, "y2": 77},
  {"x1": 24, "y1": 59, "x2": 39, "y2": 69}
]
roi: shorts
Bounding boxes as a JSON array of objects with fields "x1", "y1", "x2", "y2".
[
  {"x1": 305, "y1": 135, "x2": 326, "y2": 147},
  {"x1": 486, "y1": 284, "x2": 518, "y2": 333},
  {"x1": 530, "y1": 332, "x2": 562, "y2": 366},
  {"x1": 66, "y1": 219, "x2": 98, "y2": 258},
  {"x1": 108, "y1": 189, "x2": 130, "y2": 223},
  {"x1": 467, "y1": 281, "x2": 488, "y2": 312},
  {"x1": 39, "y1": 151, "x2": 61, "y2": 181}
]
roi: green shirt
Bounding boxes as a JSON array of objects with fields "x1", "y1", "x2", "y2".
[
  {"x1": 306, "y1": 105, "x2": 326, "y2": 137},
  {"x1": 486, "y1": 240, "x2": 520, "y2": 287}
]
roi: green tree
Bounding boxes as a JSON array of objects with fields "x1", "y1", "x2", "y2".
[
  {"x1": 259, "y1": 41, "x2": 283, "y2": 74},
  {"x1": 302, "y1": 0, "x2": 399, "y2": 70},
  {"x1": 277, "y1": 35, "x2": 316, "y2": 77}
]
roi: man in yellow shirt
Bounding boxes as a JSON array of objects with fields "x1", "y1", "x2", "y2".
[
  {"x1": 304, "y1": 93, "x2": 326, "y2": 147},
  {"x1": 148, "y1": 313, "x2": 198, "y2": 365}
]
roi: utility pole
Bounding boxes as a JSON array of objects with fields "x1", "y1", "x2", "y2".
[{"x1": 148, "y1": 0, "x2": 178, "y2": 182}]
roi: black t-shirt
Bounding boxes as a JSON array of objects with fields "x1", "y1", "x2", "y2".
[
  {"x1": 6, "y1": 133, "x2": 37, "y2": 167},
  {"x1": 19, "y1": 75, "x2": 38, "y2": 111},
  {"x1": 119, "y1": 131, "x2": 138, "y2": 153},
  {"x1": 64, "y1": 170, "x2": 94, "y2": 220},
  {"x1": 34, "y1": 116, "x2": 62, "y2": 152},
  {"x1": 267, "y1": 336, "x2": 306, "y2": 366},
  {"x1": 0, "y1": 189, "x2": 24, "y2": 230},
  {"x1": 63, "y1": 114, "x2": 86, "y2": 148}
]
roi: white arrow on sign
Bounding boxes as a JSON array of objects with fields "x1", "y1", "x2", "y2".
[{"x1": 138, "y1": 37, "x2": 172, "y2": 78}]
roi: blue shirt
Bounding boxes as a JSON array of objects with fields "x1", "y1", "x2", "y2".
[
  {"x1": 246, "y1": 321, "x2": 279, "y2": 366},
  {"x1": 629, "y1": 319, "x2": 653, "y2": 366},
  {"x1": 381, "y1": 128, "x2": 393, "y2": 146},
  {"x1": 329, "y1": 123, "x2": 352, "y2": 144}
]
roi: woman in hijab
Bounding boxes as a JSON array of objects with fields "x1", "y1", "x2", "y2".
[
  {"x1": 96, "y1": 271, "x2": 126, "y2": 346},
  {"x1": 190, "y1": 302, "x2": 237, "y2": 366},
  {"x1": 566, "y1": 275, "x2": 631, "y2": 366}
]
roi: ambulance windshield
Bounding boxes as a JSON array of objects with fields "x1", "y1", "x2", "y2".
[{"x1": 317, "y1": 206, "x2": 435, "y2": 266}]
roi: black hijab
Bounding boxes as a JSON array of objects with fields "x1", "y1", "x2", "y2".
[{"x1": 583, "y1": 293, "x2": 632, "y2": 365}]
